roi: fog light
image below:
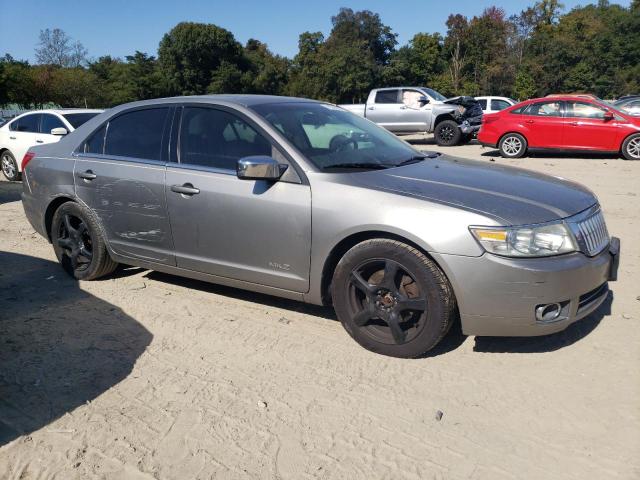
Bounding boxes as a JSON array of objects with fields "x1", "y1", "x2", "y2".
[{"x1": 535, "y1": 303, "x2": 562, "y2": 323}]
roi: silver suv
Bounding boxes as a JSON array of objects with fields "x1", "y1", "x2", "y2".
[{"x1": 21, "y1": 95, "x2": 619, "y2": 357}]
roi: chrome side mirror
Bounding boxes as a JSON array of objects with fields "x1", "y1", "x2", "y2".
[
  {"x1": 51, "y1": 127, "x2": 68, "y2": 136},
  {"x1": 237, "y1": 156, "x2": 286, "y2": 181}
]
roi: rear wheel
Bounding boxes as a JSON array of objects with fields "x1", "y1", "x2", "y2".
[
  {"x1": 51, "y1": 202, "x2": 118, "y2": 280},
  {"x1": 434, "y1": 120, "x2": 462, "y2": 146},
  {"x1": 1, "y1": 151, "x2": 20, "y2": 181},
  {"x1": 621, "y1": 134, "x2": 640, "y2": 160},
  {"x1": 498, "y1": 133, "x2": 527, "y2": 158},
  {"x1": 331, "y1": 239, "x2": 456, "y2": 358}
]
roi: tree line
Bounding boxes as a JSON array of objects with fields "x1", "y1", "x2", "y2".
[{"x1": 0, "y1": 0, "x2": 638, "y2": 110}]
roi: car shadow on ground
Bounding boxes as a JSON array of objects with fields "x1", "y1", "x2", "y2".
[
  {"x1": 473, "y1": 291, "x2": 612, "y2": 353},
  {"x1": 145, "y1": 269, "x2": 608, "y2": 357},
  {"x1": 144, "y1": 270, "x2": 468, "y2": 357},
  {"x1": 0, "y1": 251, "x2": 152, "y2": 446},
  {"x1": 0, "y1": 180, "x2": 22, "y2": 206},
  {"x1": 144, "y1": 270, "x2": 338, "y2": 321}
]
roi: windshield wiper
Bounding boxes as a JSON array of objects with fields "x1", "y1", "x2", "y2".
[
  {"x1": 397, "y1": 152, "x2": 441, "y2": 166},
  {"x1": 322, "y1": 163, "x2": 391, "y2": 170}
]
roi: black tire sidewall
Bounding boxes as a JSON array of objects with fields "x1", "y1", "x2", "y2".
[
  {"x1": 499, "y1": 133, "x2": 527, "y2": 158},
  {"x1": 622, "y1": 134, "x2": 640, "y2": 161},
  {"x1": 332, "y1": 240, "x2": 454, "y2": 358},
  {"x1": 1, "y1": 151, "x2": 20, "y2": 181},
  {"x1": 51, "y1": 202, "x2": 114, "y2": 280},
  {"x1": 435, "y1": 120, "x2": 462, "y2": 146}
]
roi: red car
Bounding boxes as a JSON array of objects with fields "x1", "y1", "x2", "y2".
[{"x1": 478, "y1": 96, "x2": 640, "y2": 160}]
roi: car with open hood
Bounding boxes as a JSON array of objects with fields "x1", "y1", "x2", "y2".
[
  {"x1": 340, "y1": 87, "x2": 483, "y2": 146},
  {"x1": 20, "y1": 95, "x2": 619, "y2": 357}
]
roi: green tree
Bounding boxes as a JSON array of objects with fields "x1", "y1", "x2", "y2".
[
  {"x1": 158, "y1": 22, "x2": 245, "y2": 95},
  {"x1": 242, "y1": 39, "x2": 290, "y2": 95}
]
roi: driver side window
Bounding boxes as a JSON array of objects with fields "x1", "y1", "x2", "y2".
[{"x1": 179, "y1": 107, "x2": 274, "y2": 171}]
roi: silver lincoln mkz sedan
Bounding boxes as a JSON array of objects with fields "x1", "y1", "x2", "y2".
[{"x1": 21, "y1": 95, "x2": 620, "y2": 357}]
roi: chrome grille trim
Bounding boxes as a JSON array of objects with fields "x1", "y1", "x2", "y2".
[{"x1": 567, "y1": 206, "x2": 610, "y2": 257}]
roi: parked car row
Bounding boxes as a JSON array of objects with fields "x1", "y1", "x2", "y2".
[
  {"x1": 478, "y1": 95, "x2": 640, "y2": 160},
  {"x1": 0, "y1": 109, "x2": 102, "y2": 181},
  {"x1": 20, "y1": 94, "x2": 619, "y2": 357}
]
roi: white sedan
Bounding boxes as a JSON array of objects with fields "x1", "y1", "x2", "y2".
[
  {"x1": 0, "y1": 109, "x2": 102, "y2": 181},
  {"x1": 474, "y1": 96, "x2": 517, "y2": 114}
]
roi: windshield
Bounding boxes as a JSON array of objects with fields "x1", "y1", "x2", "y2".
[
  {"x1": 62, "y1": 112, "x2": 100, "y2": 129},
  {"x1": 419, "y1": 88, "x2": 447, "y2": 101},
  {"x1": 251, "y1": 102, "x2": 428, "y2": 171}
]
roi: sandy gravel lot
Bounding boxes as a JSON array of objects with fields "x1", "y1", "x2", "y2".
[{"x1": 1, "y1": 141, "x2": 639, "y2": 479}]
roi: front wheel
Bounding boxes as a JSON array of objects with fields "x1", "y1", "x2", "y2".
[
  {"x1": 434, "y1": 120, "x2": 462, "y2": 146},
  {"x1": 621, "y1": 134, "x2": 640, "y2": 160},
  {"x1": 498, "y1": 133, "x2": 527, "y2": 158},
  {"x1": 331, "y1": 239, "x2": 456, "y2": 358},
  {"x1": 1, "y1": 151, "x2": 20, "y2": 181},
  {"x1": 51, "y1": 202, "x2": 118, "y2": 280}
]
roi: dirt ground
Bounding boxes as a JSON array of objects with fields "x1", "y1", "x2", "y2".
[{"x1": 1, "y1": 141, "x2": 639, "y2": 479}]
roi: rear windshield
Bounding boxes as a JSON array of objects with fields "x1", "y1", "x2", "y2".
[{"x1": 63, "y1": 113, "x2": 100, "y2": 129}]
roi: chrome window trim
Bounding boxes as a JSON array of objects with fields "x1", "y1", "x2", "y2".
[{"x1": 73, "y1": 152, "x2": 167, "y2": 168}]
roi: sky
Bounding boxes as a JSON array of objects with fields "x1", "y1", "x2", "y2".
[{"x1": 0, "y1": 0, "x2": 632, "y2": 62}]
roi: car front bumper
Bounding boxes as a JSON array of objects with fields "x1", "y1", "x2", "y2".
[
  {"x1": 460, "y1": 120, "x2": 482, "y2": 134},
  {"x1": 432, "y1": 238, "x2": 619, "y2": 336}
]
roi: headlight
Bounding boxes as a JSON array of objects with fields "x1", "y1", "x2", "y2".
[{"x1": 470, "y1": 221, "x2": 577, "y2": 257}]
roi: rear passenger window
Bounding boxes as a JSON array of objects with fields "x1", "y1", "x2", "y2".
[
  {"x1": 84, "y1": 125, "x2": 106, "y2": 154},
  {"x1": 525, "y1": 101, "x2": 562, "y2": 117},
  {"x1": 491, "y1": 99, "x2": 511, "y2": 111},
  {"x1": 179, "y1": 107, "x2": 273, "y2": 171},
  {"x1": 104, "y1": 108, "x2": 169, "y2": 160},
  {"x1": 40, "y1": 114, "x2": 66, "y2": 134},
  {"x1": 11, "y1": 114, "x2": 41, "y2": 133},
  {"x1": 375, "y1": 90, "x2": 400, "y2": 104}
]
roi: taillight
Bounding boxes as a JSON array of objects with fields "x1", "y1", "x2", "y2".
[
  {"x1": 482, "y1": 115, "x2": 499, "y2": 124},
  {"x1": 21, "y1": 151, "x2": 35, "y2": 171}
]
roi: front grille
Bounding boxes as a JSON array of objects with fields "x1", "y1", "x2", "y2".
[{"x1": 574, "y1": 209, "x2": 609, "y2": 256}]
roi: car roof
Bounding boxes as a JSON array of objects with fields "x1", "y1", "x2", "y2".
[
  {"x1": 15, "y1": 109, "x2": 104, "y2": 116},
  {"x1": 111, "y1": 95, "x2": 322, "y2": 110}
]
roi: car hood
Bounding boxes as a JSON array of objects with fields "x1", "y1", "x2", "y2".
[
  {"x1": 442, "y1": 96, "x2": 479, "y2": 107},
  {"x1": 352, "y1": 156, "x2": 597, "y2": 225}
]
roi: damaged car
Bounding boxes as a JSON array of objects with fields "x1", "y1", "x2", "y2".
[
  {"x1": 21, "y1": 95, "x2": 619, "y2": 358},
  {"x1": 339, "y1": 87, "x2": 483, "y2": 146}
]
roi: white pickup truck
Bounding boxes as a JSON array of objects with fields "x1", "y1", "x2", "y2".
[{"x1": 340, "y1": 87, "x2": 483, "y2": 146}]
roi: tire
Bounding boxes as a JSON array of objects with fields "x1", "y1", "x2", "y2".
[
  {"x1": 1, "y1": 151, "x2": 20, "y2": 181},
  {"x1": 434, "y1": 120, "x2": 462, "y2": 146},
  {"x1": 621, "y1": 133, "x2": 640, "y2": 160},
  {"x1": 51, "y1": 202, "x2": 118, "y2": 280},
  {"x1": 498, "y1": 133, "x2": 527, "y2": 158},
  {"x1": 331, "y1": 239, "x2": 456, "y2": 358}
]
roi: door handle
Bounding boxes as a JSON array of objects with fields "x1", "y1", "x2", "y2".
[
  {"x1": 171, "y1": 183, "x2": 200, "y2": 196},
  {"x1": 367, "y1": 106, "x2": 375, "y2": 110},
  {"x1": 525, "y1": 120, "x2": 534, "y2": 124},
  {"x1": 399, "y1": 106, "x2": 407, "y2": 110},
  {"x1": 9, "y1": 136, "x2": 16, "y2": 140},
  {"x1": 570, "y1": 121, "x2": 579, "y2": 126},
  {"x1": 36, "y1": 140, "x2": 44, "y2": 143},
  {"x1": 78, "y1": 170, "x2": 97, "y2": 180}
]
